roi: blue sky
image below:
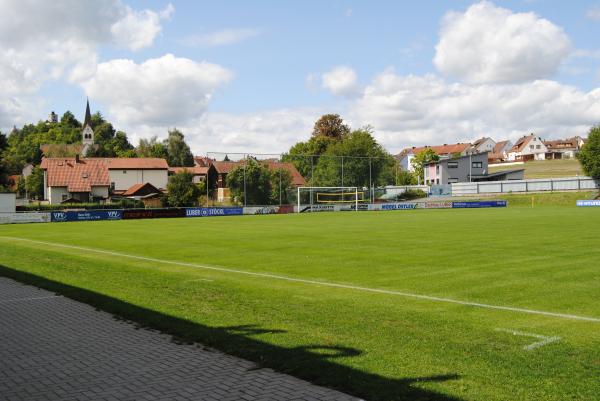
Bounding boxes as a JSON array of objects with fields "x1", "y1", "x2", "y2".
[{"x1": 3, "y1": 1, "x2": 600, "y2": 153}]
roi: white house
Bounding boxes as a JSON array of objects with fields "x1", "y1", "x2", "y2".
[
  {"x1": 396, "y1": 143, "x2": 472, "y2": 172},
  {"x1": 41, "y1": 156, "x2": 169, "y2": 204},
  {"x1": 507, "y1": 134, "x2": 548, "y2": 161},
  {"x1": 471, "y1": 137, "x2": 496, "y2": 154}
]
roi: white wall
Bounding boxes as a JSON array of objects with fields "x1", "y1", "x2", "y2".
[
  {"x1": 49, "y1": 187, "x2": 69, "y2": 204},
  {"x1": 0, "y1": 193, "x2": 16, "y2": 212},
  {"x1": 91, "y1": 186, "x2": 109, "y2": 198},
  {"x1": 476, "y1": 138, "x2": 496, "y2": 153},
  {"x1": 109, "y1": 169, "x2": 168, "y2": 191}
]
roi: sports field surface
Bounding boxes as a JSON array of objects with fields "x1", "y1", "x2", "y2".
[{"x1": 1, "y1": 204, "x2": 599, "y2": 401}]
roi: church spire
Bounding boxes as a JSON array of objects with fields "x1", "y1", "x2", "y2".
[{"x1": 83, "y1": 98, "x2": 92, "y2": 128}]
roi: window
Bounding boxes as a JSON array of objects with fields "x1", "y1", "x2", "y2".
[
  {"x1": 448, "y1": 178, "x2": 459, "y2": 183},
  {"x1": 472, "y1": 161, "x2": 483, "y2": 168},
  {"x1": 110, "y1": 182, "x2": 115, "y2": 191},
  {"x1": 530, "y1": 145, "x2": 535, "y2": 150},
  {"x1": 436, "y1": 165, "x2": 439, "y2": 174},
  {"x1": 536, "y1": 145, "x2": 541, "y2": 149},
  {"x1": 123, "y1": 170, "x2": 127, "y2": 174},
  {"x1": 62, "y1": 194, "x2": 68, "y2": 201},
  {"x1": 447, "y1": 161, "x2": 458, "y2": 168}
]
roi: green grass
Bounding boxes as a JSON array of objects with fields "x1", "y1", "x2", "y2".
[
  {"x1": 1, "y1": 206, "x2": 599, "y2": 401},
  {"x1": 489, "y1": 158, "x2": 582, "y2": 178},
  {"x1": 468, "y1": 191, "x2": 597, "y2": 207}
]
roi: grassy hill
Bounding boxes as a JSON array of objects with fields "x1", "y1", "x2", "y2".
[{"x1": 489, "y1": 158, "x2": 582, "y2": 179}]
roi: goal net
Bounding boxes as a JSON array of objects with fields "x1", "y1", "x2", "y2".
[{"x1": 297, "y1": 186, "x2": 363, "y2": 212}]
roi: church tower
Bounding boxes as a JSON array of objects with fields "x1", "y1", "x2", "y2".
[{"x1": 81, "y1": 98, "x2": 94, "y2": 155}]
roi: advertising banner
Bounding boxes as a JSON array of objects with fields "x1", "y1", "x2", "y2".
[
  {"x1": 452, "y1": 200, "x2": 507, "y2": 208},
  {"x1": 122, "y1": 208, "x2": 186, "y2": 219},
  {"x1": 242, "y1": 206, "x2": 293, "y2": 215},
  {"x1": 51, "y1": 210, "x2": 123, "y2": 222},
  {"x1": 0, "y1": 212, "x2": 51, "y2": 224},
  {"x1": 186, "y1": 207, "x2": 243, "y2": 217},
  {"x1": 422, "y1": 201, "x2": 453, "y2": 209},
  {"x1": 380, "y1": 203, "x2": 418, "y2": 210},
  {"x1": 576, "y1": 200, "x2": 600, "y2": 207}
]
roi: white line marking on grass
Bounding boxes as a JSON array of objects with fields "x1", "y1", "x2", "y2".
[
  {"x1": 495, "y1": 328, "x2": 562, "y2": 351},
  {"x1": 185, "y1": 278, "x2": 214, "y2": 283},
  {"x1": 0, "y1": 295, "x2": 60, "y2": 304},
  {"x1": 2, "y1": 236, "x2": 600, "y2": 323}
]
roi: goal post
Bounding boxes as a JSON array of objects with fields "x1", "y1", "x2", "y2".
[{"x1": 297, "y1": 186, "x2": 361, "y2": 213}]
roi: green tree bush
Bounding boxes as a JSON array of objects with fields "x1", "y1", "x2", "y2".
[{"x1": 577, "y1": 126, "x2": 600, "y2": 179}]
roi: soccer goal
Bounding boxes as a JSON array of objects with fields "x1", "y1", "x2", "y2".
[{"x1": 297, "y1": 186, "x2": 363, "y2": 212}]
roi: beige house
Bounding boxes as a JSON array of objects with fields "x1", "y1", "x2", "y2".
[{"x1": 41, "y1": 156, "x2": 169, "y2": 204}]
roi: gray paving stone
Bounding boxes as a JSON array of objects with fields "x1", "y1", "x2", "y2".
[{"x1": 0, "y1": 277, "x2": 360, "y2": 401}]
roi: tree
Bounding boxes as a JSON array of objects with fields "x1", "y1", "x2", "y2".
[
  {"x1": 269, "y1": 167, "x2": 293, "y2": 205},
  {"x1": 26, "y1": 167, "x2": 44, "y2": 200},
  {"x1": 166, "y1": 171, "x2": 201, "y2": 207},
  {"x1": 577, "y1": 126, "x2": 600, "y2": 179},
  {"x1": 312, "y1": 114, "x2": 350, "y2": 140},
  {"x1": 165, "y1": 129, "x2": 194, "y2": 167},
  {"x1": 226, "y1": 158, "x2": 272, "y2": 205},
  {"x1": 137, "y1": 136, "x2": 168, "y2": 158},
  {"x1": 411, "y1": 148, "x2": 439, "y2": 184}
]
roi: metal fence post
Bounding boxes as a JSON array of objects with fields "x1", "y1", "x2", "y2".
[
  {"x1": 243, "y1": 154, "x2": 247, "y2": 207},
  {"x1": 341, "y1": 156, "x2": 344, "y2": 187},
  {"x1": 369, "y1": 158, "x2": 372, "y2": 202}
]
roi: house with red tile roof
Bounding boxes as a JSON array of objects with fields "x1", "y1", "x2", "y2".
[
  {"x1": 40, "y1": 156, "x2": 169, "y2": 204},
  {"x1": 507, "y1": 134, "x2": 548, "y2": 161},
  {"x1": 396, "y1": 142, "x2": 473, "y2": 172},
  {"x1": 488, "y1": 140, "x2": 513, "y2": 163}
]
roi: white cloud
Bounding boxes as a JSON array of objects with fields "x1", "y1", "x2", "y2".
[
  {"x1": 586, "y1": 6, "x2": 600, "y2": 21},
  {"x1": 181, "y1": 28, "x2": 260, "y2": 47},
  {"x1": 111, "y1": 4, "x2": 174, "y2": 51},
  {"x1": 434, "y1": 1, "x2": 571, "y2": 84},
  {"x1": 81, "y1": 54, "x2": 233, "y2": 126},
  {"x1": 321, "y1": 66, "x2": 361, "y2": 97},
  {"x1": 350, "y1": 70, "x2": 600, "y2": 153},
  {"x1": 0, "y1": 0, "x2": 172, "y2": 128},
  {"x1": 125, "y1": 108, "x2": 321, "y2": 155}
]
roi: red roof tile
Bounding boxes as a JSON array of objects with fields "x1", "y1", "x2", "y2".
[
  {"x1": 104, "y1": 158, "x2": 168, "y2": 169},
  {"x1": 169, "y1": 166, "x2": 210, "y2": 175},
  {"x1": 40, "y1": 158, "x2": 110, "y2": 192},
  {"x1": 398, "y1": 143, "x2": 472, "y2": 157}
]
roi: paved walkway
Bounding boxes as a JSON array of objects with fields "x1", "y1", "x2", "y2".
[{"x1": 0, "y1": 277, "x2": 359, "y2": 401}]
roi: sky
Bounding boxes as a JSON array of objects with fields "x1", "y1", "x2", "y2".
[{"x1": 1, "y1": 0, "x2": 600, "y2": 155}]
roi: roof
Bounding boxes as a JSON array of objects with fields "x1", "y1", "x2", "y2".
[
  {"x1": 509, "y1": 135, "x2": 538, "y2": 153},
  {"x1": 425, "y1": 151, "x2": 489, "y2": 166},
  {"x1": 471, "y1": 169, "x2": 525, "y2": 179},
  {"x1": 210, "y1": 160, "x2": 306, "y2": 186},
  {"x1": 122, "y1": 182, "x2": 161, "y2": 196},
  {"x1": 40, "y1": 158, "x2": 110, "y2": 192},
  {"x1": 264, "y1": 162, "x2": 307, "y2": 186},
  {"x1": 492, "y1": 140, "x2": 511, "y2": 154},
  {"x1": 169, "y1": 166, "x2": 210, "y2": 175},
  {"x1": 543, "y1": 138, "x2": 579, "y2": 150},
  {"x1": 105, "y1": 158, "x2": 168, "y2": 169},
  {"x1": 472, "y1": 137, "x2": 491, "y2": 148},
  {"x1": 83, "y1": 98, "x2": 92, "y2": 128},
  {"x1": 212, "y1": 161, "x2": 239, "y2": 174},
  {"x1": 397, "y1": 143, "x2": 472, "y2": 158}
]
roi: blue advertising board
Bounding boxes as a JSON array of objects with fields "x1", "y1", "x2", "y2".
[
  {"x1": 51, "y1": 210, "x2": 123, "y2": 222},
  {"x1": 185, "y1": 207, "x2": 243, "y2": 217},
  {"x1": 381, "y1": 203, "x2": 417, "y2": 210},
  {"x1": 576, "y1": 200, "x2": 600, "y2": 207},
  {"x1": 452, "y1": 201, "x2": 507, "y2": 208}
]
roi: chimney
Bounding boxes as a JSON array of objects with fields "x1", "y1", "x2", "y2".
[{"x1": 75, "y1": 154, "x2": 80, "y2": 163}]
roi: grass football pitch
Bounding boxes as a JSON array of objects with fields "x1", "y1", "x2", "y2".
[{"x1": 1, "y1": 205, "x2": 599, "y2": 401}]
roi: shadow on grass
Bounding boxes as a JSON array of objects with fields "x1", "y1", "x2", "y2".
[{"x1": 0, "y1": 265, "x2": 462, "y2": 401}]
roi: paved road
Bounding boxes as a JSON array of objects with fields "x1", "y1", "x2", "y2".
[{"x1": 0, "y1": 277, "x2": 359, "y2": 401}]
